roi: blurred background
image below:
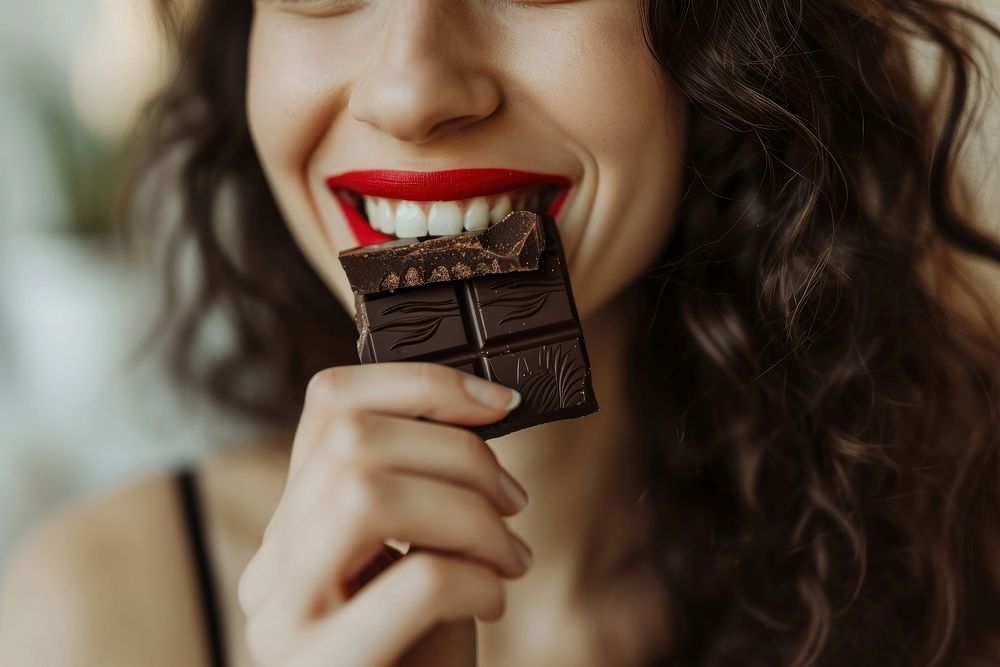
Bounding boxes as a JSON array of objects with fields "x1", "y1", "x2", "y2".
[
  {"x1": 0, "y1": 0, "x2": 251, "y2": 563},
  {"x1": 0, "y1": 0, "x2": 999, "y2": 568}
]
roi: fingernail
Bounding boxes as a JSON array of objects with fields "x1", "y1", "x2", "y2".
[
  {"x1": 499, "y1": 469, "x2": 529, "y2": 512},
  {"x1": 509, "y1": 532, "x2": 534, "y2": 571},
  {"x1": 464, "y1": 376, "x2": 520, "y2": 412}
]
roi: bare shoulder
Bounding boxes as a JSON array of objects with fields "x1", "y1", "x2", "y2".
[
  {"x1": 0, "y1": 439, "x2": 291, "y2": 667},
  {"x1": 0, "y1": 471, "x2": 206, "y2": 667}
]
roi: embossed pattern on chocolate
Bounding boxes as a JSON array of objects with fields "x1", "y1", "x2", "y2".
[
  {"x1": 485, "y1": 342, "x2": 589, "y2": 415},
  {"x1": 348, "y1": 214, "x2": 598, "y2": 439}
]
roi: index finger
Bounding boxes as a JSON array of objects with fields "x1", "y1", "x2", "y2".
[
  {"x1": 306, "y1": 363, "x2": 519, "y2": 421},
  {"x1": 290, "y1": 363, "x2": 520, "y2": 474}
]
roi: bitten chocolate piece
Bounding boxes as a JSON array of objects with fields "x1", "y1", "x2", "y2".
[
  {"x1": 339, "y1": 210, "x2": 543, "y2": 294},
  {"x1": 340, "y1": 212, "x2": 598, "y2": 439}
]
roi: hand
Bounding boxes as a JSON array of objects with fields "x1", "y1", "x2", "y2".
[{"x1": 237, "y1": 363, "x2": 533, "y2": 667}]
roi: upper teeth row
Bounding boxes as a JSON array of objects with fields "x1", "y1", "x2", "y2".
[{"x1": 363, "y1": 191, "x2": 545, "y2": 238}]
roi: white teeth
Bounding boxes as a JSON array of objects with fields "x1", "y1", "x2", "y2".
[
  {"x1": 364, "y1": 197, "x2": 378, "y2": 224},
  {"x1": 489, "y1": 195, "x2": 512, "y2": 225},
  {"x1": 358, "y1": 189, "x2": 550, "y2": 238},
  {"x1": 427, "y1": 201, "x2": 464, "y2": 236},
  {"x1": 395, "y1": 201, "x2": 427, "y2": 238},
  {"x1": 464, "y1": 197, "x2": 490, "y2": 231},
  {"x1": 375, "y1": 198, "x2": 394, "y2": 234}
]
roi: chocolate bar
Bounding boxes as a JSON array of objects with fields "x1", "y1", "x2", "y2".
[
  {"x1": 339, "y1": 211, "x2": 544, "y2": 294},
  {"x1": 339, "y1": 212, "x2": 598, "y2": 439}
]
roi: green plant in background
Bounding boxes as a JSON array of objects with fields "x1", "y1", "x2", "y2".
[{"x1": 16, "y1": 67, "x2": 131, "y2": 238}]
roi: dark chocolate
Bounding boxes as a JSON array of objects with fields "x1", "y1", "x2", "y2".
[
  {"x1": 339, "y1": 211, "x2": 543, "y2": 294},
  {"x1": 340, "y1": 213, "x2": 598, "y2": 439}
]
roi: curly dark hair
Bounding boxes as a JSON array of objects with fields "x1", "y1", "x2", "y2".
[{"x1": 123, "y1": 0, "x2": 1000, "y2": 664}]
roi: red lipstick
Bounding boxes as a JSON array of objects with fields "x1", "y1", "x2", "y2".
[{"x1": 327, "y1": 169, "x2": 572, "y2": 247}]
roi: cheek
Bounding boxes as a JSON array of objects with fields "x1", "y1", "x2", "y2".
[
  {"x1": 246, "y1": 20, "x2": 350, "y2": 178},
  {"x1": 503, "y1": 5, "x2": 667, "y2": 154},
  {"x1": 587, "y1": 86, "x2": 685, "y2": 316},
  {"x1": 246, "y1": 17, "x2": 361, "y2": 311},
  {"x1": 506, "y1": 9, "x2": 685, "y2": 315}
]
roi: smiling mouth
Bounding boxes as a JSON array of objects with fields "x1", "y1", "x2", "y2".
[{"x1": 332, "y1": 184, "x2": 563, "y2": 240}]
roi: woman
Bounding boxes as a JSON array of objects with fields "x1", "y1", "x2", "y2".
[{"x1": 3, "y1": 0, "x2": 1000, "y2": 665}]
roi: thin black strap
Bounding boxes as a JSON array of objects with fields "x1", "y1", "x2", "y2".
[{"x1": 177, "y1": 467, "x2": 229, "y2": 667}]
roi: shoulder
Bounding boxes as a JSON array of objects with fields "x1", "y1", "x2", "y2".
[{"x1": 0, "y1": 471, "x2": 206, "y2": 667}]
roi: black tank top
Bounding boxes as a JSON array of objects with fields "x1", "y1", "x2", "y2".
[{"x1": 176, "y1": 467, "x2": 229, "y2": 667}]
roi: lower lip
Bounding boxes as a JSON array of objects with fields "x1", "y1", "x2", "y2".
[{"x1": 333, "y1": 189, "x2": 571, "y2": 249}]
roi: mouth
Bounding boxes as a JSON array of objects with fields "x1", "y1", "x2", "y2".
[{"x1": 326, "y1": 169, "x2": 571, "y2": 248}]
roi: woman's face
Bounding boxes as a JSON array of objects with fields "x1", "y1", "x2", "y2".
[{"x1": 246, "y1": 0, "x2": 686, "y2": 319}]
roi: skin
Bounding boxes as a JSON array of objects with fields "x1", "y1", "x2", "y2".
[
  {"x1": 0, "y1": 0, "x2": 686, "y2": 665},
  {"x1": 246, "y1": 0, "x2": 685, "y2": 315},
  {"x1": 244, "y1": 1, "x2": 685, "y2": 661},
  {"x1": 5, "y1": 3, "x2": 1000, "y2": 666}
]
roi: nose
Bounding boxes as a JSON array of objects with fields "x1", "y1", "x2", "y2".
[{"x1": 348, "y1": 1, "x2": 501, "y2": 144}]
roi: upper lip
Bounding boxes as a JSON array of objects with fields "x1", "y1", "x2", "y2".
[{"x1": 325, "y1": 168, "x2": 572, "y2": 201}]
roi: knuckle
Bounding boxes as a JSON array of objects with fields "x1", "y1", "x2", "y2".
[
  {"x1": 306, "y1": 366, "x2": 351, "y2": 407},
  {"x1": 411, "y1": 362, "x2": 449, "y2": 394}
]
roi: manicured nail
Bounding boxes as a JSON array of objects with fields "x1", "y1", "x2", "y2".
[
  {"x1": 464, "y1": 376, "x2": 521, "y2": 412},
  {"x1": 499, "y1": 469, "x2": 529, "y2": 512}
]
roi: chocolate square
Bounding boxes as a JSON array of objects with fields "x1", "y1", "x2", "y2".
[{"x1": 342, "y1": 212, "x2": 598, "y2": 438}]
